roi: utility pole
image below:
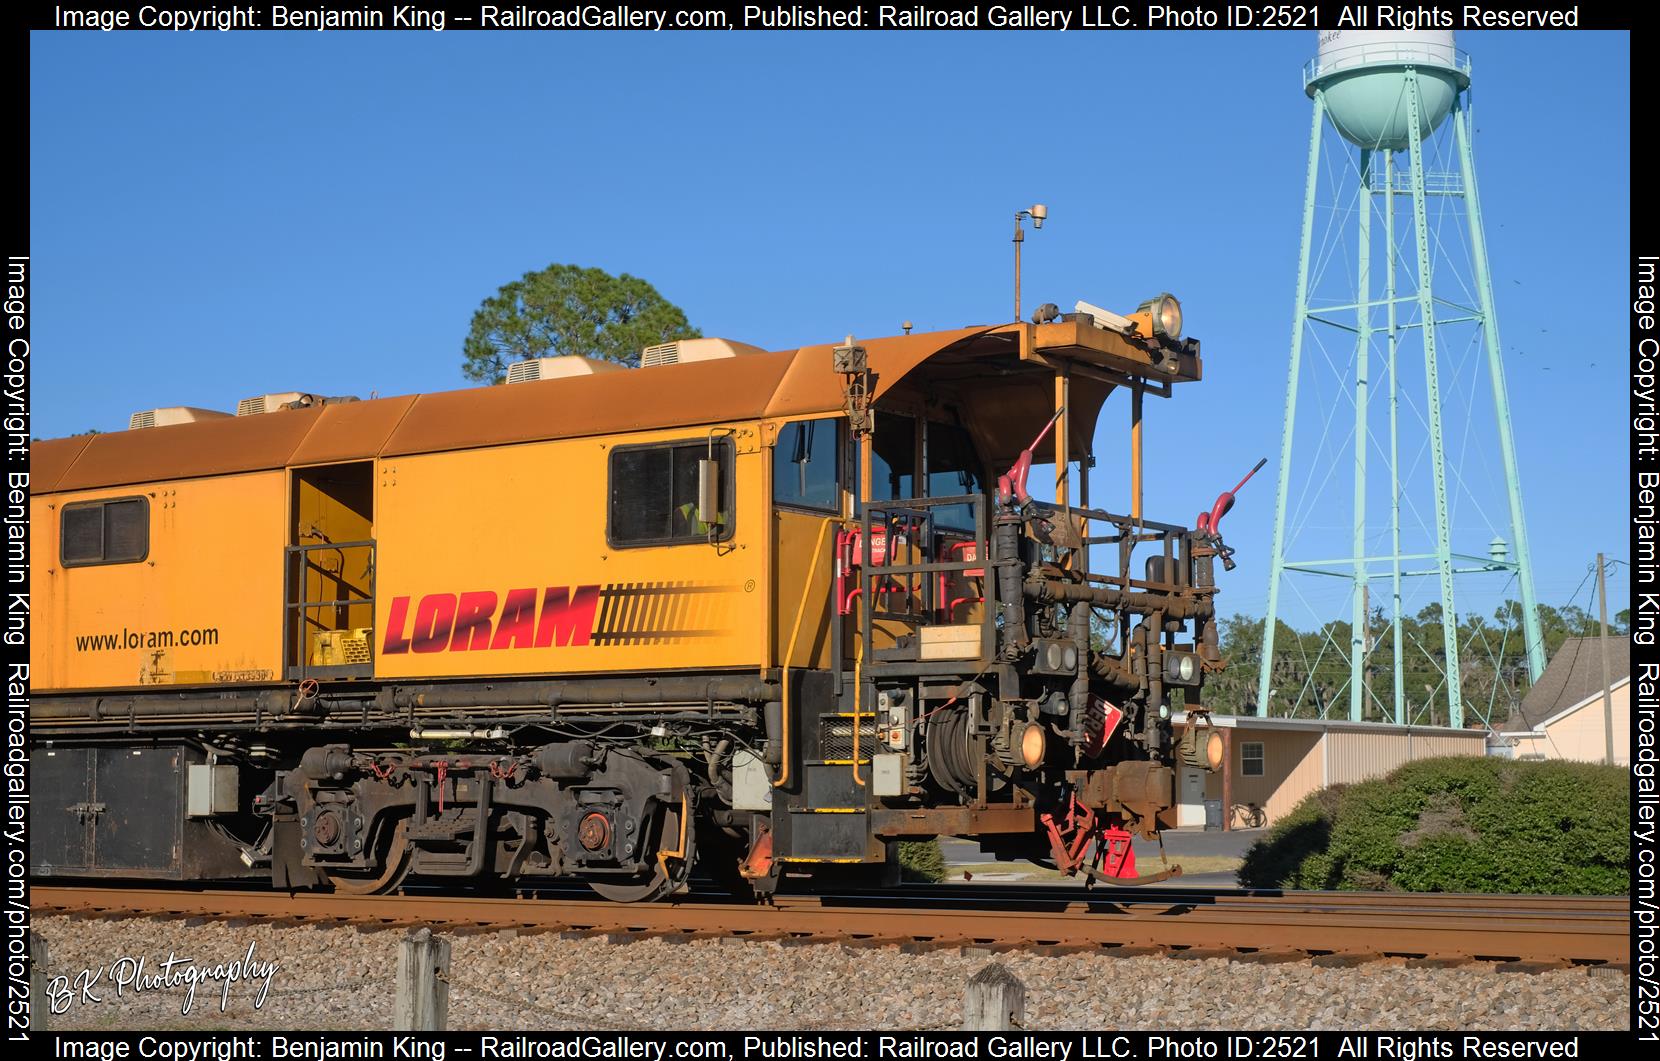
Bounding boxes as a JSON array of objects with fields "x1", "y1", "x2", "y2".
[{"x1": 1596, "y1": 553, "x2": 1614, "y2": 765}]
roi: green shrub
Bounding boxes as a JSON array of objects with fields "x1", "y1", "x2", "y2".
[
  {"x1": 897, "y1": 839, "x2": 947, "y2": 883},
  {"x1": 1237, "y1": 783, "x2": 1346, "y2": 890},
  {"x1": 1236, "y1": 757, "x2": 1628, "y2": 894}
]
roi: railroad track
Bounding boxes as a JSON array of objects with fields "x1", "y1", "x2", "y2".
[{"x1": 32, "y1": 885, "x2": 1629, "y2": 969}]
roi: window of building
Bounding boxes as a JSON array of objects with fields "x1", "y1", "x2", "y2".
[
  {"x1": 1240, "y1": 741, "x2": 1265, "y2": 777},
  {"x1": 61, "y1": 497, "x2": 149, "y2": 567},
  {"x1": 609, "y1": 438, "x2": 734, "y2": 547},
  {"x1": 773, "y1": 419, "x2": 840, "y2": 512}
]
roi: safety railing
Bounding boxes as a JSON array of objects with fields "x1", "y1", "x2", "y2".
[
  {"x1": 1303, "y1": 42, "x2": 1471, "y2": 87},
  {"x1": 853, "y1": 494, "x2": 993, "y2": 676},
  {"x1": 284, "y1": 539, "x2": 376, "y2": 681}
]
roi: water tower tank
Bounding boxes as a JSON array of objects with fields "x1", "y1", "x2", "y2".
[{"x1": 1306, "y1": 30, "x2": 1470, "y2": 151}]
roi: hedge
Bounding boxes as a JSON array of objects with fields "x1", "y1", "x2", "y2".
[{"x1": 1236, "y1": 756, "x2": 1628, "y2": 894}]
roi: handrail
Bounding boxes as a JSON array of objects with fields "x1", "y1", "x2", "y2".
[
  {"x1": 775, "y1": 519, "x2": 835, "y2": 790},
  {"x1": 1304, "y1": 43, "x2": 1471, "y2": 87}
]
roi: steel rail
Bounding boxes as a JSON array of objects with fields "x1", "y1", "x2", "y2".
[{"x1": 32, "y1": 886, "x2": 1628, "y2": 967}]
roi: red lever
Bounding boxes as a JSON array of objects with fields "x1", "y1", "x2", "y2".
[
  {"x1": 997, "y1": 407, "x2": 1065, "y2": 506},
  {"x1": 1198, "y1": 457, "x2": 1266, "y2": 536}
]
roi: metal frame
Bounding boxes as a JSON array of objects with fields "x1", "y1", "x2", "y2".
[
  {"x1": 284, "y1": 539, "x2": 376, "y2": 682},
  {"x1": 858, "y1": 493, "x2": 994, "y2": 678},
  {"x1": 1258, "y1": 70, "x2": 1544, "y2": 729}
]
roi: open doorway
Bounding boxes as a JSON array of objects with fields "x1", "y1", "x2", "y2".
[{"x1": 286, "y1": 462, "x2": 375, "y2": 679}]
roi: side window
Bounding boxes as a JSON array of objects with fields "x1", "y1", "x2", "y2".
[
  {"x1": 61, "y1": 497, "x2": 149, "y2": 567},
  {"x1": 773, "y1": 420, "x2": 839, "y2": 512},
  {"x1": 609, "y1": 439, "x2": 735, "y2": 547},
  {"x1": 1241, "y1": 741, "x2": 1266, "y2": 777}
]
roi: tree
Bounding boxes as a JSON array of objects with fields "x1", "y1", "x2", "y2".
[{"x1": 461, "y1": 264, "x2": 700, "y2": 383}]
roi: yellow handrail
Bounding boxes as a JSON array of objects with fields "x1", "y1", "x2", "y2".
[
  {"x1": 775, "y1": 518, "x2": 835, "y2": 789},
  {"x1": 654, "y1": 792, "x2": 690, "y2": 878}
]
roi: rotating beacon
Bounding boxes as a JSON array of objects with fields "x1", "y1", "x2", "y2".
[{"x1": 1257, "y1": 31, "x2": 1545, "y2": 727}]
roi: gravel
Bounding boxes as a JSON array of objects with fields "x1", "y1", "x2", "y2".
[{"x1": 33, "y1": 915, "x2": 1629, "y2": 1032}]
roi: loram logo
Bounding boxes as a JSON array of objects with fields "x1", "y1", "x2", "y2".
[{"x1": 382, "y1": 586, "x2": 599, "y2": 654}]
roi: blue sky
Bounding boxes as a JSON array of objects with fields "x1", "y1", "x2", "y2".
[{"x1": 29, "y1": 29, "x2": 1630, "y2": 625}]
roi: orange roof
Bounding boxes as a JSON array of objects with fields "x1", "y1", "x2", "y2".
[{"x1": 33, "y1": 321, "x2": 1195, "y2": 494}]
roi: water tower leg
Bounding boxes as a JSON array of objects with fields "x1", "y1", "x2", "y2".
[
  {"x1": 1385, "y1": 150, "x2": 1406, "y2": 726},
  {"x1": 1259, "y1": 90, "x2": 1327, "y2": 718},
  {"x1": 1351, "y1": 149, "x2": 1373, "y2": 723},
  {"x1": 1405, "y1": 69, "x2": 1464, "y2": 728},
  {"x1": 1452, "y1": 99, "x2": 1546, "y2": 685}
]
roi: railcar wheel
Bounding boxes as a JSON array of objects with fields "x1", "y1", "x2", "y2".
[
  {"x1": 324, "y1": 819, "x2": 411, "y2": 895},
  {"x1": 584, "y1": 801, "x2": 693, "y2": 903}
]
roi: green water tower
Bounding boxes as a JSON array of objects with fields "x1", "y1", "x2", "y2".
[
  {"x1": 1308, "y1": 30, "x2": 1468, "y2": 150},
  {"x1": 1258, "y1": 32, "x2": 1546, "y2": 730}
]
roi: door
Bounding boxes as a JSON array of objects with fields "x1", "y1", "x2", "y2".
[
  {"x1": 287, "y1": 462, "x2": 376, "y2": 679},
  {"x1": 1177, "y1": 768, "x2": 1207, "y2": 828}
]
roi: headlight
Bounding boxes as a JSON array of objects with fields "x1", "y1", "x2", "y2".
[
  {"x1": 1180, "y1": 723, "x2": 1225, "y2": 771},
  {"x1": 1063, "y1": 645, "x2": 1079, "y2": 672},
  {"x1": 1164, "y1": 651, "x2": 1200, "y2": 685},
  {"x1": 1137, "y1": 293, "x2": 1183, "y2": 340},
  {"x1": 1205, "y1": 730, "x2": 1225, "y2": 771},
  {"x1": 1020, "y1": 723, "x2": 1047, "y2": 769}
]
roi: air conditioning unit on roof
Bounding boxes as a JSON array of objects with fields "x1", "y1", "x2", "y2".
[
  {"x1": 505, "y1": 356, "x2": 628, "y2": 384},
  {"x1": 639, "y1": 338, "x2": 766, "y2": 367},
  {"x1": 128, "y1": 407, "x2": 232, "y2": 430}
]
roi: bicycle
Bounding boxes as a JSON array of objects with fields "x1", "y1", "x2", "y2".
[{"x1": 1230, "y1": 802, "x2": 1266, "y2": 829}]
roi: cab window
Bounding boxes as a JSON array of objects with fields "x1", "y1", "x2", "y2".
[
  {"x1": 870, "y1": 412, "x2": 915, "y2": 501},
  {"x1": 773, "y1": 420, "x2": 840, "y2": 512},
  {"x1": 609, "y1": 439, "x2": 734, "y2": 547},
  {"x1": 62, "y1": 497, "x2": 149, "y2": 566},
  {"x1": 926, "y1": 421, "x2": 984, "y2": 530}
]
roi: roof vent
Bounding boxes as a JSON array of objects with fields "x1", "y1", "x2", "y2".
[
  {"x1": 128, "y1": 407, "x2": 232, "y2": 430},
  {"x1": 233, "y1": 392, "x2": 361, "y2": 416},
  {"x1": 639, "y1": 338, "x2": 766, "y2": 367},
  {"x1": 505, "y1": 356, "x2": 629, "y2": 384}
]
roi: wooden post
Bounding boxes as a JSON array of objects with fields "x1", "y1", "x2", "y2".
[
  {"x1": 394, "y1": 928, "x2": 450, "y2": 1031},
  {"x1": 1220, "y1": 726, "x2": 1234, "y2": 832},
  {"x1": 30, "y1": 932, "x2": 46, "y2": 1031},
  {"x1": 962, "y1": 962, "x2": 1025, "y2": 1031}
]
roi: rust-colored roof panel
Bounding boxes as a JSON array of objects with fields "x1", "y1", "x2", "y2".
[
  {"x1": 30, "y1": 436, "x2": 94, "y2": 494},
  {"x1": 381, "y1": 351, "x2": 799, "y2": 457},
  {"x1": 31, "y1": 324, "x2": 1160, "y2": 493},
  {"x1": 52, "y1": 407, "x2": 324, "y2": 493},
  {"x1": 765, "y1": 327, "x2": 992, "y2": 420},
  {"x1": 289, "y1": 395, "x2": 418, "y2": 467}
]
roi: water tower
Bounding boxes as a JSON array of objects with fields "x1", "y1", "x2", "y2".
[{"x1": 1256, "y1": 31, "x2": 1545, "y2": 728}]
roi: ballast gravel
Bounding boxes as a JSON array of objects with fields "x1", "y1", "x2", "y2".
[{"x1": 32, "y1": 914, "x2": 1628, "y2": 1032}]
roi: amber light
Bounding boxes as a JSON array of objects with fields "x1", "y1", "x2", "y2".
[{"x1": 1020, "y1": 723, "x2": 1047, "y2": 768}]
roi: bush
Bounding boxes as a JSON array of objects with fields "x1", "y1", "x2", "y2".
[
  {"x1": 897, "y1": 839, "x2": 947, "y2": 883},
  {"x1": 1236, "y1": 757, "x2": 1628, "y2": 894}
]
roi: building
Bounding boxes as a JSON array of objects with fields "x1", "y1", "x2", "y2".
[
  {"x1": 1489, "y1": 637, "x2": 1630, "y2": 766},
  {"x1": 1170, "y1": 713, "x2": 1488, "y2": 829}
]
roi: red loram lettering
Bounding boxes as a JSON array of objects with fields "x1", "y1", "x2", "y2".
[
  {"x1": 381, "y1": 586, "x2": 600, "y2": 655},
  {"x1": 536, "y1": 586, "x2": 599, "y2": 647},
  {"x1": 411, "y1": 594, "x2": 459, "y2": 653},
  {"x1": 489, "y1": 588, "x2": 539, "y2": 650},
  {"x1": 449, "y1": 591, "x2": 498, "y2": 651}
]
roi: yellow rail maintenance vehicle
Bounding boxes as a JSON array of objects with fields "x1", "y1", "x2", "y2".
[{"x1": 31, "y1": 298, "x2": 1237, "y2": 900}]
